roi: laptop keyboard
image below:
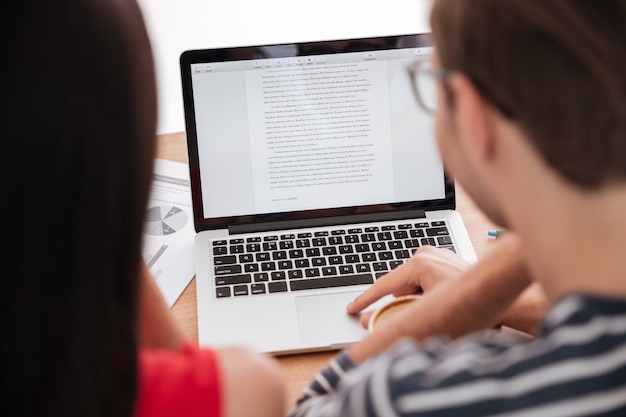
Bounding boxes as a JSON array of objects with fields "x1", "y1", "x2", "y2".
[{"x1": 211, "y1": 221, "x2": 455, "y2": 298}]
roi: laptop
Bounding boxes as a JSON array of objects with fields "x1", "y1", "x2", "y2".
[{"x1": 180, "y1": 33, "x2": 477, "y2": 355}]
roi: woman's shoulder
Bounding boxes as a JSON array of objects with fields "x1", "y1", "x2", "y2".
[{"x1": 135, "y1": 342, "x2": 221, "y2": 417}]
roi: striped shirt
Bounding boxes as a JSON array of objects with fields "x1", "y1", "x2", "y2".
[{"x1": 288, "y1": 294, "x2": 626, "y2": 417}]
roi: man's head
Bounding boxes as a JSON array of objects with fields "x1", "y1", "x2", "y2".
[{"x1": 427, "y1": 0, "x2": 626, "y2": 225}]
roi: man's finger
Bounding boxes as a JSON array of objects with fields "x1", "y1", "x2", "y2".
[
  {"x1": 346, "y1": 269, "x2": 404, "y2": 314},
  {"x1": 359, "y1": 310, "x2": 374, "y2": 329}
]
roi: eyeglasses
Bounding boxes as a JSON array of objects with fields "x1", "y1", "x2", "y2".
[
  {"x1": 406, "y1": 58, "x2": 514, "y2": 118},
  {"x1": 406, "y1": 58, "x2": 451, "y2": 114}
]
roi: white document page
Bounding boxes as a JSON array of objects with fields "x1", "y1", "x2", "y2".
[
  {"x1": 246, "y1": 61, "x2": 394, "y2": 213},
  {"x1": 142, "y1": 159, "x2": 195, "y2": 307}
]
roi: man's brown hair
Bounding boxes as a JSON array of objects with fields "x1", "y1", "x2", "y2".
[{"x1": 431, "y1": 0, "x2": 626, "y2": 188}]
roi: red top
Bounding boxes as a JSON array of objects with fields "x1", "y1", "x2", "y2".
[{"x1": 135, "y1": 342, "x2": 221, "y2": 417}]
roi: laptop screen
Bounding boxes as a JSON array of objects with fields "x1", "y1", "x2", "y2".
[{"x1": 181, "y1": 34, "x2": 454, "y2": 231}]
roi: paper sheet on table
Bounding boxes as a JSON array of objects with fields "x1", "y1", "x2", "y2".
[{"x1": 142, "y1": 159, "x2": 195, "y2": 307}]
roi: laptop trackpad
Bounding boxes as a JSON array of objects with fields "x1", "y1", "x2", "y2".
[{"x1": 295, "y1": 291, "x2": 367, "y2": 346}]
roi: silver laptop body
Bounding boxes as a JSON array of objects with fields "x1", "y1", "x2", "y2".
[{"x1": 181, "y1": 33, "x2": 477, "y2": 355}]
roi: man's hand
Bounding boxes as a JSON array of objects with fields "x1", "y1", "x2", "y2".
[
  {"x1": 347, "y1": 245, "x2": 472, "y2": 328},
  {"x1": 347, "y1": 234, "x2": 538, "y2": 364}
]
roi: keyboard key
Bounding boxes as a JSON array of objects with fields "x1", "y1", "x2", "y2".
[
  {"x1": 345, "y1": 235, "x2": 359, "y2": 244},
  {"x1": 345, "y1": 254, "x2": 360, "y2": 263},
  {"x1": 329, "y1": 256, "x2": 343, "y2": 265},
  {"x1": 215, "y1": 265, "x2": 242, "y2": 275},
  {"x1": 405, "y1": 239, "x2": 420, "y2": 248},
  {"x1": 230, "y1": 238, "x2": 244, "y2": 244},
  {"x1": 298, "y1": 232, "x2": 312, "y2": 238},
  {"x1": 362, "y1": 233, "x2": 376, "y2": 242},
  {"x1": 251, "y1": 283, "x2": 266, "y2": 295},
  {"x1": 305, "y1": 268, "x2": 321, "y2": 278},
  {"x1": 427, "y1": 227, "x2": 450, "y2": 236},
  {"x1": 213, "y1": 240, "x2": 227, "y2": 246},
  {"x1": 312, "y1": 238, "x2": 327, "y2": 247},
  {"x1": 373, "y1": 262, "x2": 389, "y2": 272},
  {"x1": 314, "y1": 231, "x2": 329, "y2": 237},
  {"x1": 395, "y1": 250, "x2": 411, "y2": 259},
  {"x1": 263, "y1": 242, "x2": 278, "y2": 251},
  {"x1": 372, "y1": 242, "x2": 387, "y2": 251},
  {"x1": 322, "y1": 247, "x2": 338, "y2": 256},
  {"x1": 239, "y1": 254, "x2": 254, "y2": 263},
  {"x1": 271, "y1": 271, "x2": 286, "y2": 281},
  {"x1": 215, "y1": 274, "x2": 251, "y2": 286},
  {"x1": 331, "y1": 230, "x2": 346, "y2": 235},
  {"x1": 382, "y1": 225, "x2": 396, "y2": 231},
  {"x1": 415, "y1": 222, "x2": 429, "y2": 228},
  {"x1": 410, "y1": 229, "x2": 425, "y2": 238},
  {"x1": 377, "y1": 232, "x2": 392, "y2": 241},
  {"x1": 213, "y1": 246, "x2": 228, "y2": 255},
  {"x1": 365, "y1": 227, "x2": 379, "y2": 232},
  {"x1": 329, "y1": 236, "x2": 343, "y2": 245},
  {"x1": 290, "y1": 274, "x2": 374, "y2": 291},
  {"x1": 393, "y1": 231, "x2": 409, "y2": 239},
  {"x1": 244, "y1": 263, "x2": 259, "y2": 273},
  {"x1": 362, "y1": 253, "x2": 376, "y2": 262},
  {"x1": 339, "y1": 245, "x2": 354, "y2": 254},
  {"x1": 339, "y1": 265, "x2": 355, "y2": 274},
  {"x1": 261, "y1": 262, "x2": 276, "y2": 271},
  {"x1": 230, "y1": 244, "x2": 244, "y2": 254},
  {"x1": 233, "y1": 285, "x2": 249, "y2": 296},
  {"x1": 306, "y1": 248, "x2": 321, "y2": 257},
  {"x1": 421, "y1": 238, "x2": 436, "y2": 246},
  {"x1": 356, "y1": 263, "x2": 371, "y2": 273},
  {"x1": 254, "y1": 272, "x2": 269, "y2": 282},
  {"x1": 214, "y1": 255, "x2": 236, "y2": 265},
  {"x1": 268, "y1": 282, "x2": 288, "y2": 293},
  {"x1": 264, "y1": 235, "x2": 279, "y2": 241},
  {"x1": 256, "y1": 252, "x2": 270, "y2": 261},
  {"x1": 431, "y1": 221, "x2": 446, "y2": 227},
  {"x1": 295, "y1": 259, "x2": 310, "y2": 268},
  {"x1": 279, "y1": 241, "x2": 294, "y2": 249},
  {"x1": 272, "y1": 251, "x2": 287, "y2": 260},
  {"x1": 388, "y1": 241, "x2": 403, "y2": 250},
  {"x1": 216, "y1": 287, "x2": 231, "y2": 298},
  {"x1": 312, "y1": 257, "x2": 326, "y2": 267},
  {"x1": 355, "y1": 243, "x2": 371, "y2": 252},
  {"x1": 289, "y1": 249, "x2": 305, "y2": 258},
  {"x1": 437, "y1": 236, "x2": 453, "y2": 246},
  {"x1": 247, "y1": 237, "x2": 261, "y2": 243},
  {"x1": 378, "y1": 251, "x2": 393, "y2": 261},
  {"x1": 390, "y1": 260, "x2": 404, "y2": 269},
  {"x1": 288, "y1": 270, "x2": 304, "y2": 279},
  {"x1": 246, "y1": 243, "x2": 261, "y2": 252},
  {"x1": 348, "y1": 228, "x2": 362, "y2": 234},
  {"x1": 278, "y1": 260, "x2": 293, "y2": 270},
  {"x1": 296, "y1": 239, "x2": 311, "y2": 248},
  {"x1": 322, "y1": 266, "x2": 337, "y2": 276}
]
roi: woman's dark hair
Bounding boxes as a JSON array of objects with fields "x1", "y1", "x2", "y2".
[
  {"x1": 431, "y1": 0, "x2": 626, "y2": 188},
  {"x1": 2, "y1": 0, "x2": 156, "y2": 415}
]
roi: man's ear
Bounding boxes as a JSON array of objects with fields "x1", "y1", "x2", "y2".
[{"x1": 447, "y1": 73, "x2": 497, "y2": 163}]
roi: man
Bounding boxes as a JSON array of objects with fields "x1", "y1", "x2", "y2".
[{"x1": 288, "y1": 0, "x2": 626, "y2": 415}]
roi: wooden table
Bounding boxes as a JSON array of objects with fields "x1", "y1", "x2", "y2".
[{"x1": 157, "y1": 131, "x2": 498, "y2": 406}]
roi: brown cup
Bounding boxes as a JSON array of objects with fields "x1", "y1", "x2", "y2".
[{"x1": 368, "y1": 294, "x2": 422, "y2": 332}]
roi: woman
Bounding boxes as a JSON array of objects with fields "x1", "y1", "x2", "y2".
[{"x1": 2, "y1": 1, "x2": 285, "y2": 416}]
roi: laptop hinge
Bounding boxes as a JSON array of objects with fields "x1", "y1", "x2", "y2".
[{"x1": 229, "y1": 210, "x2": 427, "y2": 235}]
